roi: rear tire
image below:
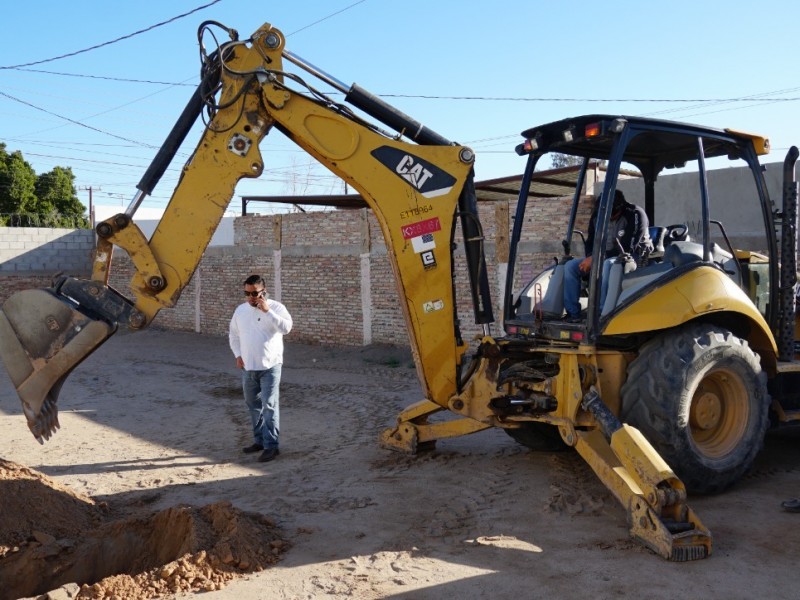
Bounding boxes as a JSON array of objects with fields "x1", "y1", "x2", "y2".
[
  {"x1": 504, "y1": 422, "x2": 569, "y2": 452},
  {"x1": 620, "y1": 323, "x2": 769, "y2": 494}
]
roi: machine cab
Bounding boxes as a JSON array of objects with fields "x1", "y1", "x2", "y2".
[{"x1": 503, "y1": 115, "x2": 780, "y2": 347}]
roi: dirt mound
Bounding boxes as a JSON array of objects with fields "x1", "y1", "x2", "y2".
[
  {"x1": 0, "y1": 459, "x2": 105, "y2": 549},
  {"x1": 0, "y1": 460, "x2": 287, "y2": 600}
]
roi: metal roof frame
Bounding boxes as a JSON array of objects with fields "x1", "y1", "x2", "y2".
[{"x1": 240, "y1": 164, "x2": 599, "y2": 214}]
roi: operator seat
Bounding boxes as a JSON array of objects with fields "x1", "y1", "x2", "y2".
[{"x1": 664, "y1": 241, "x2": 704, "y2": 267}]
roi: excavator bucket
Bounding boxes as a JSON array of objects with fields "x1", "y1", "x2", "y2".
[{"x1": 0, "y1": 288, "x2": 115, "y2": 442}]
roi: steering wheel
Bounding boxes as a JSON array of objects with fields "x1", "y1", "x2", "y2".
[{"x1": 665, "y1": 223, "x2": 689, "y2": 243}]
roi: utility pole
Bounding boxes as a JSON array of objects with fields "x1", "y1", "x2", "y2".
[{"x1": 78, "y1": 186, "x2": 100, "y2": 228}]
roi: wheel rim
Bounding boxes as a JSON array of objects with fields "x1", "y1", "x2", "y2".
[{"x1": 689, "y1": 367, "x2": 749, "y2": 459}]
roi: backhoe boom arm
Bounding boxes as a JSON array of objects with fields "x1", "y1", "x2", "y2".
[{"x1": 0, "y1": 22, "x2": 486, "y2": 440}]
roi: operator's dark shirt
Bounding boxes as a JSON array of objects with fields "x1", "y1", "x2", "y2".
[{"x1": 584, "y1": 202, "x2": 651, "y2": 259}]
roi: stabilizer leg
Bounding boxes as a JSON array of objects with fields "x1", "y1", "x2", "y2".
[
  {"x1": 576, "y1": 387, "x2": 712, "y2": 561},
  {"x1": 381, "y1": 399, "x2": 491, "y2": 453}
]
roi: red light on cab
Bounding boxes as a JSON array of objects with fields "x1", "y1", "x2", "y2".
[{"x1": 584, "y1": 123, "x2": 601, "y2": 138}]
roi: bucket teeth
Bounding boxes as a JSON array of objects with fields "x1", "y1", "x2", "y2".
[
  {"x1": 670, "y1": 544, "x2": 709, "y2": 562},
  {"x1": 26, "y1": 395, "x2": 61, "y2": 444}
]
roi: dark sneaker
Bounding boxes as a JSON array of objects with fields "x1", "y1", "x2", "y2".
[
  {"x1": 258, "y1": 448, "x2": 280, "y2": 462},
  {"x1": 782, "y1": 498, "x2": 800, "y2": 512},
  {"x1": 562, "y1": 314, "x2": 582, "y2": 324},
  {"x1": 242, "y1": 443, "x2": 263, "y2": 454}
]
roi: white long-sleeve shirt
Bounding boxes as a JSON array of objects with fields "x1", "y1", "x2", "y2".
[{"x1": 229, "y1": 299, "x2": 293, "y2": 370}]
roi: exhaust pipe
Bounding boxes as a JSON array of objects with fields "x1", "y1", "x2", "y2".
[{"x1": 778, "y1": 147, "x2": 799, "y2": 361}]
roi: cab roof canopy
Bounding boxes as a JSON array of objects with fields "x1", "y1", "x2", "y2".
[{"x1": 519, "y1": 114, "x2": 769, "y2": 177}]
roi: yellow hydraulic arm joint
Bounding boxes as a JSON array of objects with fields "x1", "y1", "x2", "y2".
[
  {"x1": 576, "y1": 387, "x2": 712, "y2": 561},
  {"x1": 92, "y1": 214, "x2": 164, "y2": 295}
]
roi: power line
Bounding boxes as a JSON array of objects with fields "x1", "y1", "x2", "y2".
[
  {"x1": 8, "y1": 65, "x2": 800, "y2": 106},
  {"x1": 7, "y1": 68, "x2": 196, "y2": 87},
  {"x1": 20, "y1": 151, "x2": 165, "y2": 170},
  {"x1": 379, "y1": 93, "x2": 800, "y2": 103},
  {"x1": 0, "y1": 1, "x2": 223, "y2": 70},
  {"x1": 286, "y1": 0, "x2": 370, "y2": 36},
  {"x1": 1, "y1": 76, "x2": 200, "y2": 142},
  {"x1": 0, "y1": 1, "x2": 374, "y2": 166},
  {"x1": 0, "y1": 90, "x2": 159, "y2": 148}
]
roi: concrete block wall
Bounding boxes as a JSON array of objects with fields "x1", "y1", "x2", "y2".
[
  {"x1": 0, "y1": 198, "x2": 584, "y2": 348},
  {"x1": 0, "y1": 227, "x2": 94, "y2": 274}
]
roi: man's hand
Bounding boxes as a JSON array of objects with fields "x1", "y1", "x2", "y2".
[
  {"x1": 256, "y1": 295, "x2": 269, "y2": 312},
  {"x1": 235, "y1": 356, "x2": 244, "y2": 369},
  {"x1": 579, "y1": 256, "x2": 593, "y2": 274}
]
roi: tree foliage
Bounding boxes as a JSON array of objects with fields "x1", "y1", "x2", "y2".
[
  {"x1": 549, "y1": 153, "x2": 583, "y2": 169},
  {"x1": 0, "y1": 147, "x2": 37, "y2": 215},
  {"x1": 0, "y1": 144, "x2": 88, "y2": 228}
]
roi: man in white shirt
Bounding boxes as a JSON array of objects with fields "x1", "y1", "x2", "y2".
[{"x1": 229, "y1": 275, "x2": 293, "y2": 462}]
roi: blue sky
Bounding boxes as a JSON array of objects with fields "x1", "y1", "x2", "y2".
[{"x1": 2, "y1": 0, "x2": 799, "y2": 216}]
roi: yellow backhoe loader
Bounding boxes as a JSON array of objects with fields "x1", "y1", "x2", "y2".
[{"x1": 1, "y1": 20, "x2": 798, "y2": 562}]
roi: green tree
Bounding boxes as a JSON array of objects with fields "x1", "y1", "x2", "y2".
[
  {"x1": 0, "y1": 148, "x2": 38, "y2": 219},
  {"x1": 35, "y1": 166, "x2": 87, "y2": 227},
  {"x1": 0, "y1": 145, "x2": 87, "y2": 227}
]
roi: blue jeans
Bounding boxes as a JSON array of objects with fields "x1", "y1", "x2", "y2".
[
  {"x1": 242, "y1": 364, "x2": 282, "y2": 449},
  {"x1": 563, "y1": 257, "x2": 613, "y2": 318}
]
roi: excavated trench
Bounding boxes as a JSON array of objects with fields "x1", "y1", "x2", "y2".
[{"x1": 0, "y1": 460, "x2": 287, "y2": 599}]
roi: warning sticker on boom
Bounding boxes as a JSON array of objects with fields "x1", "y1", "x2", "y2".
[{"x1": 401, "y1": 217, "x2": 441, "y2": 240}]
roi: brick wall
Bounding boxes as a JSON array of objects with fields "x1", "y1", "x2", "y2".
[
  {"x1": 369, "y1": 250, "x2": 411, "y2": 346},
  {"x1": 0, "y1": 274, "x2": 57, "y2": 298},
  {"x1": 1, "y1": 198, "x2": 579, "y2": 348}
]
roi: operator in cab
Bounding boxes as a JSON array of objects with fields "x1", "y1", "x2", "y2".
[{"x1": 562, "y1": 190, "x2": 651, "y2": 322}]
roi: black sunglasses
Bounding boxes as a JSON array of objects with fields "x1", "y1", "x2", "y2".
[{"x1": 243, "y1": 290, "x2": 264, "y2": 297}]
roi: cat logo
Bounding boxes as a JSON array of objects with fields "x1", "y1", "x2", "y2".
[
  {"x1": 371, "y1": 146, "x2": 456, "y2": 198},
  {"x1": 395, "y1": 155, "x2": 434, "y2": 190}
]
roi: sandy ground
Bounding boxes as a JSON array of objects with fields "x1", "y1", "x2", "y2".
[{"x1": 1, "y1": 328, "x2": 800, "y2": 599}]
